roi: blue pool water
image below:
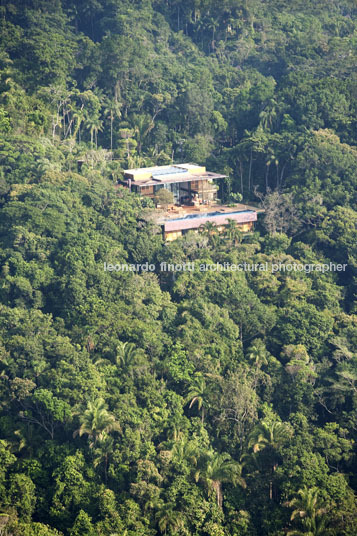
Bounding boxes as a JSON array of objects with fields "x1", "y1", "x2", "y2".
[{"x1": 168, "y1": 209, "x2": 254, "y2": 222}]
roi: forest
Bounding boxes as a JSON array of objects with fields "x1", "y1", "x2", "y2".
[{"x1": 0, "y1": 0, "x2": 357, "y2": 534}]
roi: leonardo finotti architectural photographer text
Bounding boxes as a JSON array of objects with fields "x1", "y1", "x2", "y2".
[{"x1": 103, "y1": 262, "x2": 347, "y2": 274}]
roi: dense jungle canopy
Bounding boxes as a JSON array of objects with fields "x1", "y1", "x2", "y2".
[{"x1": 0, "y1": 0, "x2": 357, "y2": 534}]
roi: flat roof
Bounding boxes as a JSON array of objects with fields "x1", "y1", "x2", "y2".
[
  {"x1": 124, "y1": 163, "x2": 201, "y2": 175},
  {"x1": 123, "y1": 163, "x2": 227, "y2": 186}
]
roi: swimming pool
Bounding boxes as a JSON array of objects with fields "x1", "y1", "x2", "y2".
[{"x1": 167, "y1": 209, "x2": 255, "y2": 222}]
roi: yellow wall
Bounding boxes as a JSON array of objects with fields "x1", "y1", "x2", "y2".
[
  {"x1": 178, "y1": 164, "x2": 206, "y2": 175},
  {"x1": 238, "y1": 222, "x2": 253, "y2": 232},
  {"x1": 125, "y1": 170, "x2": 152, "y2": 181},
  {"x1": 164, "y1": 230, "x2": 182, "y2": 241}
]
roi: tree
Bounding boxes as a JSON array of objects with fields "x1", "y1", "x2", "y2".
[
  {"x1": 247, "y1": 339, "x2": 268, "y2": 369},
  {"x1": 255, "y1": 189, "x2": 302, "y2": 235},
  {"x1": 248, "y1": 418, "x2": 292, "y2": 499},
  {"x1": 131, "y1": 113, "x2": 154, "y2": 154},
  {"x1": 155, "y1": 503, "x2": 184, "y2": 535},
  {"x1": 104, "y1": 100, "x2": 122, "y2": 152},
  {"x1": 285, "y1": 487, "x2": 331, "y2": 536},
  {"x1": 259, "y1": 100, "x2": 277, "y2": 131},
  {"x1": 169, "y1": 436, "x2": 199, "y2": 472},
  {"x1": 69, "y1": 510, "x2": 95, "y2": 536},
  {"x1": 72, "y1": 107, "x2": 85, "y2": 143},
  {"x1": 154, "y1": 188, "x2": 174, "y2": 209},
  {"x1": 115, "y1": 341, "x2": 146, "y2": 377},
  {"x1": 86, "y1": 116, "x2": 103, "y2": 149},
  {"x1": 194, "y1": 449, "x2": 246, "y2": 508},
  {"x1": 250, "y1": 420, "x2": 291, "y2": 454},
  {"x1": 247, "y1": 339, "x2": 269, "y2": 387},
  {"x1": 217, "y1": 369, "x2": 258, "y2": 449},
  {"x1": 8, "y1": 474, "x2": 36, "y2": 522},
  {"x1": 199, "y1": 221, "x2": 220, "y2": 247},
  {"x1": 282, "y1": 345, "x2": 317, "y2": 384},
  {"x1": 73, "y1": 398, "x2": 120, "y2": 446},
  {"x1": 93, "y1": 433, "x2": 114, "y2": 483},
  {"x1": 224, "y1": 219, "x2": 243, "y2": 246},
  {"x1": 185, "y1": 373, "x2": 215, "y2": 424}
]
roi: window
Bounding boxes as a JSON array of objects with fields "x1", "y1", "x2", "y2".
[{"x1": 140, "y1": 185, "x2": 154, "y2": 194}]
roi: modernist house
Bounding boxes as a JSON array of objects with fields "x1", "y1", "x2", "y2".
[{"x1": 123, "y1": 163, "x2": 260, "y2": 241}]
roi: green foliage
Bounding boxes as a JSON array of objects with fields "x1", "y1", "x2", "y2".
[
  {"x1": 154, "y1": 188, "x2": 174, "y2": 208},
  {"x1": 0, "y1": 1, "x2": 357, "y2": 535},
  {"x1": 163, "y1": 342, "x2": 195, "y2": 383}
]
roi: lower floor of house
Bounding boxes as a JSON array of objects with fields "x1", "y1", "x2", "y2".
[
  {"x1": 163, "y1": 220, "x2": 254, "y2": 241},
  {"x1": 155, "y1": 203, "x2": 260, "y2": 242}
]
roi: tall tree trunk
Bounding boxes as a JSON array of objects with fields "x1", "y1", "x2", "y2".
[
  {"x1": 279, "y1": 162, "x2": 287, "y2": 191},
  {"x1": 239, "y1": 159, "x2": 244, "y2": 195},
  {"x1": 248, "y1": 148, "x2": 253, "y2": 192},
  {"x1": 265, "y1": 164, "x2": 269, "y2": 192},
  {"x1": 213, "y1": 481, "x2": 223, "y2": 508}
]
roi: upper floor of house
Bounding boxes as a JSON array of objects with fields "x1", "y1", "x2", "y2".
[{"x1": 123, "y1": 163, "x2": 226, "y2": 206}]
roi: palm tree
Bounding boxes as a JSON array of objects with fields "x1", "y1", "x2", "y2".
[
  {"x1": 155, "y1": 503, "x2": 184, "y2": 535},
  {"x1": 93, "y1": 432, "x2": 114, "y2": 483},
  {"x1": 249, "y1": 420, "x2": 290, "y2": 454},
  {"x1": 195, "y1": 16, "x2": 206, "y2": 50},
  {"x1": 248, "y1": 419, "x2": 292, "y2": 499},
  {"x1": 93, "y1": 117, "x2": 103, "y2": 149},
  {"x1": 207, "y1": 17, "x2": 219, "y2": 50},
  {"x1": 264, "y1": 149, "x2": 276, "y2": 192},
  {"x1": 73, "y1": 398, "x2": 120, "y2": 446},
  {"x1": 115, "y1": 341, "x2": 146, "y2": 377},
  {"x1": 72, "y1": 107, "x2": 85, "y2": 143},
  {"x1": 259, "y1": 99, "x2": 277, "y2": 131},
  {"x1": 119, "y1": 128, "x2": 135, "y2": 158},
  {"x1": 248, "y1": 339, "x2": 269, "y2": 369},
  {"x1": 194, "y1": 449, "x2": 246, "y2": 508},
  {"x1": 285, "y1": 487, "x2": 330, "y2": 535},
  {"x1": 185, "y1": 373, "x2": 214, "y2": 424},
  {"x1": 224, "y1": 219, "x2": 243, "y2": 246},
  {"x1": 199, "y1": 221, "x2": 217, "y2": 235},
  {"x1": 199, "y1": 221, "x2": 220, "y2": 247},
  {"x1": 104, "y1": 100, "x2": 122, "y2": 152},
  {"x1": 236, "y1": 134, "x2": 255, "y2": 192},
  {"x1": 247, "y1": 339, "x2": 269, "y2": 387},
  {"x1": 171, "y1": 437, "x2": 198, "y2": 468},
  {"x1": 86, "y1": 115, "x2": 103, "y2": 148},
  {"x1": 143, "y1": 494, "x2": 163, "y2": 514},
  {"x1": 130, "y1": 113, "x2": 154, "y2": 154}
]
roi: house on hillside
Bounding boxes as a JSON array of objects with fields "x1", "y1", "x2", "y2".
[{"x1": 123, "y1": 163, "x2": 262, "y2": 241}]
